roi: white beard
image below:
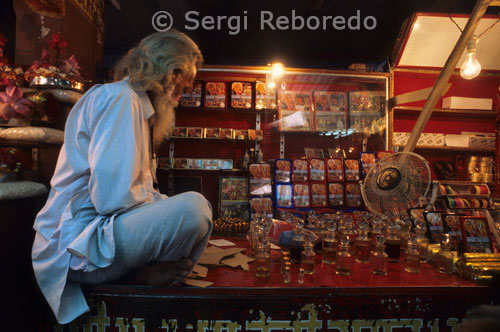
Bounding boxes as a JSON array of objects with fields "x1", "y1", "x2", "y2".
[{"x1": 151, "y1": 93, "x2": 177, "y2": 150}]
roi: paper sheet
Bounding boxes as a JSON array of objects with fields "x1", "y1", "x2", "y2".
[
  {"x1": 185, "y1": 279, "x2": 213, "y2": 288},
  {"x1": 208, "y1": 239, "x2": 236, "y2": 247}
]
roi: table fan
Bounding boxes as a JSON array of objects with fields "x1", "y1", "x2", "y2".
[{"x1": 361, "y1": 0, "x2": 491, "y2": 216}]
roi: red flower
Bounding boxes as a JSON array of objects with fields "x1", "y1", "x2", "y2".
[
  {"x1": 49, "y1": 32, "x2": 68, "y2": 51},
  {"x1": 0, "y1": 85, "x2": 34, "y2": 121},
  {"x1": 60, "y1": 54, "x2": 81, "y2": 78},
  {"x1": 0, "y1": 33, "x2": 7, "y2": 48},
  {"x1": 29, "y1": 48, "x2": 51, "y2": 71}
]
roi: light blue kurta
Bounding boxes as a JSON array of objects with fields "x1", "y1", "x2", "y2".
[{"x1": 32, "y1": 79, "x2": 165, "y2": 324}]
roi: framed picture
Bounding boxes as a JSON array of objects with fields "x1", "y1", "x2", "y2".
[
  {"x1": 293, "y1": 183, "x2": 311, "y2": 208},
  {"x1": 360, "y1": 152, "x2": 376, "y2": 178},
  {"x1": 173, "y1": 158, "x2": 188, "y2": 169},
  {"x1": 328, "y1": 148, "x2": 344, "y2": 159},
  {"x1": 220, "y1": 201, "x2": 250, "y2": 221},
  {"x1": 157, "y1": 158, "x2": 172, "y2": 169},
  {"x1": 460, "y1": 216, "x2": 493, "y2": 253},
  {"x1": 230, "y1": 82, "x2": 253, "y2": 109},
  {"x1": 313, "y1": 91, "x2": 347, "y2": 132},
  {"x1": 327, "y1": 158, "x2": 344, "y2": 182},
  {"x1": 408, "y1": 207, "x2": 425, "y2": 227},
  {"x1": 279, "y1": 110, "x2": 313, "y2": 132},
  {"x1": 279, "y1": 91, "x2": 312, "y2": 112},
  {"x1": 344, "y1": 159, "x2": 360, "y2": 181},
  {"x1": 220, "y1": 128, "x2": 233, "y2": 140},
  {"x1": 172, "y1": 127, "x2": 187, "y2": 138},
  {"x1": 309, "y1": 158, "x2": 326, "y2": 182},
  {"x1": 204, "y1": 128, "x2": 220, "y2": 139},
  {"x1": 311, "y1": 182, "x2": 328, "y2": 207},
  {"x1": 233, "y1": 129, "x2": 248, "y2": 140},
  {"x1": 442, "y1": 213, "x2": 465, "y2": 251},
  {"x1": 250, "y1": 197, "x2": 273, "y2": 219},
  {"x1": 202, "y1": 159, "x2": 218, "y2": 170},
  {"x1": 248, "y1": 129, "x2": 263, "y2": 141},
  {"x1": 220, "y1": 176, "x2": 248, "y2": 201},
  {"x1": 424, "y1": 212, "x2": 445, "y2": 244},
  {"x1": 187, "y1": 127, "x2": 203, "y2": 138},
  {"x1": 249, "y1": 163, "x2": 272, "y2": 196},
  {"x1": 304, "y1": 148, "x2": 324, "y2": 159},
  {"x1": 255, "y1": 81, "x2": 277, "y2": 110},
  {"x1": 292, "y1": 159, "x2": 309, "y2": 182},
  {"x1": 328, "y1": 182, "x2": 344, "y2": 207},
  {"x1": 187, "y1": 158, "x2": 203, "y2": 169},
  {"x1": 276, "y1": 183, "x2": 293, "y2": 208},
  {"x1": 345, "y1": 182, "x2": 362, "y2": 208},
  {"x1": 204, "y1": 81, "x2": 226, "y2": 109},
  {"x1": 275, "y1": 159, "x2": 292, "y2": 183},
  {"x1": 218, "y1": 159, "x2": 233, "y2": 170},
  {"x1": 179, "y1": 80, "x2": 203, "y2": 108}
]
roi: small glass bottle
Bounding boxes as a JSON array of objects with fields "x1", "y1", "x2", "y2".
[
  {"x1": 436, "y1": 234, "x2": 454, "y2": 274},
  {"x1": 399, "y1": 216, "x2": 412, "y2": 252},
  {"x1": 404, "y1": 236, "x2": 421, "y2": 273},
  {"x1": 385, "y1": 221, "x2": 401, "y2": 263},
  {"x1": 301, "y1": 241, "x2": 316, "y2": 275},
  {"x1": 254, "y1": 244, "x2": 270, "y2": 278},
  {"x1": 354, "y1": 226, "x2": 371, "y2": 263},
  {"x1": 342, "y1": 216, "x2": 357, "y2": 255},
  {"x1": 298, "y1": 267, "x2": 305, "y2": 285},
  {"x1": 282, "y1": 262, "x2": 291, "y2": 284},
  {"x1": 415, "y1": 224, "x2": 429, "y2": 263},
  {"x1": 372, "y1": 235, "x2": 388, "y2": 275},
  {"x1": 335, "y1": 235, "x2": 352, "y2": 275},
  {"x1": 322, "y1": 229, "x2": 338, "y2": 265},
  {"x1": 290, "y1": 219, "x2": 305, "y2": 263},
  {"x1": 370, "y1": 217, "x2": 384, "y2": 249}
]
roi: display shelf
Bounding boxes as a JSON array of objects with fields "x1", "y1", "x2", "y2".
[
  {"x1": 397, "y1": 145, "x2": 495, "y2": 153},
  {"x1": 393, "y1": 105, "x2": 497, "y2": 117},
  {"x1": 177, "y1": 107, "x2": 277, "y2": 115},
  {"x1": 0, "y1": 139, "x2": 62, "y2": 148},
  {"x1": 159, "y1": 168, "x2": 247, "y2": 173},
  {"x1": 169, "y1": 138, "x2": 261, "y2": 143},
  {"x1": 436, "y1": 180, "x2": 494, "y2": 186}
]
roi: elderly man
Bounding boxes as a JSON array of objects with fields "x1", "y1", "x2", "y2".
[{"x1": 32, "y1": 30, "x2": 212, "y2": 324}]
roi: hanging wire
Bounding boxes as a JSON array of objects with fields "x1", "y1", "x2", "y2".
[{"x1": 448, "y1": 14, "x2": 500, "y2": 40}]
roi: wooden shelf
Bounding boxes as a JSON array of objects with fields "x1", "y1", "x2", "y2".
[
  {"x1": 435, "y1": 180, "x2": 494, "y2": 186},
  {"x1": 159, "y1": 168, "x2": 247, "y2": 173},
  {"x1": 176, "y1": 107, "x2": 277, "y2": 115},
  {"x1": 396, "y1": 145, "x2": 495, "y2": 153},
  {"x1": 393, "y1": 105, "x2": 497, "y2": 117},
  {"x1": 0, "y1": 139, "x2": 62, "y2": 148},
  {"x1": 168, "y1": 137, "x2": 260, "y2": 143}
]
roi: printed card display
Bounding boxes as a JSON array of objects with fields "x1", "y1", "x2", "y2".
[
  {"x1": 255, "y1": 81, "x2": 277, "y2": 110},
  {"x1": 249, "y1": 163, "x2": 272, "y2": 196},
  {"x1": 424, "y1": 212, "x2": 445, "y2": 244},
  {"x1": 360, "y1": 152, "x2": 376, "y2": 177},
  {"x1": 460, "y1": 216, "x2": 493, "y2": 253},
  {"x1": 275, "y1": 159, "x2": 292, "y2": 183},
  {"x1": 327, "y1": 158, "x2": 344, "y2": 182},
  {"x1": 172, "y1": 127, "x2": 187, "y2": 138},
  {"x1": 304, "y1": 148, "x2": 324, "y2": 159},
  {"x1": 157, "y1": 158, "x2": 172, "y2": 169},
  {"x1": 179, "y1": 81, "x2": 202, "y2": 108},
  {"x1": 218, "y1": 159, "x2": 233, "y2": 170},
  {"x1": 328, "y1": 182, "x2": 344, "y2": 207},
  {"x1": 248, "y1": 129, "x2": 263, "y2": 141},
  {"x1": 344, "y1": 159, "x2": 360, "y2": 181},
  {"x1": 233, "y1": 129, "x2": 248, "y2": 140},
  {"x1": 377, "y1": 151, "x2": 393, "y2": 161},
  {"x1": 204, "y1": 128, "x2": 220, "y2": 139},
  {"x1": 220, "y1": 177, "x2": 248, "y2": 201},
  {"x1": 202, "y1": 159, "x2": 218, "y2": 170},
  {"x1": 309, "y1": 158, "x2": 326, "y2": 182},
  {"x1": 311, "y1": 183, "x2": 328, "y2": 207},
  {"x1": 220, "y1": 201, "x2": 250, "y2": 221},
  {"x1": 293, "y1": 183, "x2": 311, "y2": 208},
  {"x1": 187, "y1": 127, "x2": 203, "y2": 138},
  {"x1": 442, "y1": 214, "x2": 464, "y2": 251},
  {"x1": 231, "y1": 82, "x2": 252, "y2": 109},
  {"x1": 250, "y1": 197, "x2": 273, "y2": 219},
  {"x1": 345, "y1": 182, "x2": 362, "y2": 208},
  {"x1": 349, "y1": 91, "x2": 383, "y2": 132},
  {"x1": 173, "y1": 158, "x2": 188, "y2": 169},
  {"x1": 408, "y1": 208, "x2": 425, "y2": 226},
  {"x1": 204, "y1": 82, "x2": 226, "y2": 108},
  {"x1": 220, "y1": 128, "x2": 233, "y2": 139},
  {"x1": 292, "y1": 159, "x2": 309, "y2": 182},
  {"x1": 188, "y1": 158, "x2": 203, "y2": 169},
  {"x1": 279, "y1": 91, "x2": 312, "y2": 131},
  {"x1": 313, "y1": 91, "x2": 347, "y2": 132},
  {"x1": 276, "y1": 184, "x2": 293, "y2": 208}
]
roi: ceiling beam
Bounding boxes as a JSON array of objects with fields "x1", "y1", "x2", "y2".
[{"x1": 490, "y1": 0, "x2": 500, "y2": 6}]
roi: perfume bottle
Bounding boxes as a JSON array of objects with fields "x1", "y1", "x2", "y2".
[
  {"x1": 342, "y1": 216, "x2": 357, "y2": 254},
  {"x1": 399, "y1": 216, "x2": 412, "y2": 252},
  {"x1": 385, "y1": 221, "x2": 401, "y2": 263},
  {"x1": 335, "y1": 235, "x2": 352, "y2": 275},
  {"x1": 282, "y1": 262, "x2": 291, "y2": 284},
  {"x1": 371, "y1": 235, "x2": 388, "y2": 275},
  {"x1": 404, "y1": 236, "x2": 421, "y2": 273},
  {"x1": 415, "y1": 224, "x2": 429, "y2": 263},
  {"x1": 322, "y1": 227, "x2": 338, "y2": 265},
  {"x1": 354, "y1": 225, "x2": 371, "y2": 263},
  {"x1": 436, "y1": 234, "x2": 454, "y2": 274},
  {"x1": 301, "y1": 239, "x2": 316, "y2": 275},
  {"x1": 290, "y1": 219, "x2": 305, "y2": 263},
  {"x1": 254, "y1": 244, "x2": 270, "y2": 278},
  {"x1": 370, "y1": 216, "x2": 384, "y2": 249}
]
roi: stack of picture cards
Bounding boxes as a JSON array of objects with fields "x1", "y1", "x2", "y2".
[
  {"x1": 275, "y1": 159, "x2": 293, "y2": 209},
  {"x1": 219, "y1": 177, "x2": 249, "y2": 221},
  {"x1": 249, "y1": 163, "x2": 273, "y2": 219}
]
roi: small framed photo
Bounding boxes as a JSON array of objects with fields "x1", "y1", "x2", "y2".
[
  {"x1": 344, "y1": 159, "x2": 360, "y2": 181},
  {"x1": 309, "y1": 158, "x2": 326, "y2": 182},
  {"x1": 188, "y1": 158, "x2": 203, "y2": 169},
  {"x1": 360, "y1": 152, "x2": 377, "y2": 178},
  {"x1": 276, "y1": 183, "x2": 293, "y2": 208},
  {"x1": 204, "y1": 81, "x2": 226, "y2": 109},
  {"x1": 230, "y1": 82, "x2": 253, "y2": 109},
  {"x1": 187, "y1": 127, "x2": 203, "y2": 138},
  {"x1": 204, "y1": 128, "x2": 221, "y2": 139},
  {"x1": 173, "y1": 158, "x2": 188, "y2": 169},
  {"x1": 202, "y1": 159, "x2": 219, "y2": 170},
  {"x1": 248, "y1": 129, "x2": 263, "y2": 141},
  {"x1": 218, "y1": 159, "x2": 233, "y2": 170},
  {"x1": 424, "y1": 212, "x2": 445, "y2": 244},
  {"x1": 172, "y1": 127, "x2": 187, "y2": 138},
  {"x1": 250, "y1": 197, "x2": 273, "y2": 219},
  {"x1": 408, "y1": 207, "x2": 425, "y2": 227},
  {"x1": 442, "y1": 214, "x2": 465, "y2": 251},
  {"x1": 293, "y1": 183, "x2": 311, "y2": 208},
  {"x1": 179, "y1": 80, "x2": 203, "y2": 108},
  {"x1": 328, "y1": 182, "x2": 344, "y2": 207},
  {"x1": 313, "y1": 91, "x2": 347, "y2": 112},
  {"x1": 279, "y1": 91, "x2": 312, "y2": 112},
  {"x1": 157, "y1": 158, "x2": 172, "y2": 169},
  {"x1": 220, "y1": 201, "x2": 250, "y2": 221},
  {"x1": 233, "y1": 129, "x2": 248, "y2": 140},
  {"x1": 220, "y1": 176, "x2": 248, "y2": 201},
  {"x1": 328, "y1": 148, "x2": 344, "y2": 159},
  {"x1": 304, "y1": 148, "x2": 324, "y2": 159},
  {"x1": 279, "y1": 109, "x2": 313, "y2": 132},
  {"x1": 275, "y1": 159, "x2": 292, "y2": 183},
  {"x1": 249, "y1": 163, "x2": 272, "y2": 196},
  {"x1": 345, "y1": 182, "x2": 362, "y2": 208},
  {"x1": 255, "y1": 81, "x2": 277, "y2": 110},
  {"x1": 249, "y1": 163, "x2": 271, "y2": 180},
  {"x1": 460, "y1": 216, "x2": 493, "y2": 253},
  {"x1": 311, "y1": 182, "x2": 328, "y2": 207},
  {"x1": 327, "y1": 158, "x2": 344, "y2": 182},
  {"x1": 220, "y1": 128, "x2": 233, "y2": 140},
  {"x1": 292, "y1": 159, "x2": 309, "y2": 182}
]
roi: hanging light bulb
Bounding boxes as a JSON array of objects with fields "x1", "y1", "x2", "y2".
[
  {"x1": 271, "y1": 62, "x2": 285, "y2": 79},
  {"x1": 460, "y1": 35, "x2": 481, "y2": 80}
]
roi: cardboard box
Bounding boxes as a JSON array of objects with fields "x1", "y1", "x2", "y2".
[
  {"x1": 442, "y1": 96, "x2": 492, "y2": 110},
  {"x1": 417, "y1": 133, "x2": 445, "y2": 147},
  {"x1": 469, "y1": 136, "x2": 495, "y2": 149},
  {"x1": 445, "y1": 134, "x2": 470, "y2": 147},
  {"x1": 393, "y1": 132, "x2": 410, "y2": 146}
]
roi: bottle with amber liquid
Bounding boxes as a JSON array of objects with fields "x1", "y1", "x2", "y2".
[
  {"x1": 371, "y1": 235, "x2": 388, "y2": 275},
  {"x1": 342, "y1": 216, "x2": 357, "y2": 254},
  {"x1": 290, "y1": 219, "x2": 305, "y2": 263},
  {"x1": 335, "y1": 235, "x2": 352, "y2": 275},
  {"x1": 436, "y1": 234, "x2": 454, "y2": 274},
  {"x1": 354, "y1": 225, "x2": 371, "y2": 263},
  {"x1": 415, "y1": 223, "x2": 429, "y2": 263},
  {"x1": 385, "y1": 221, "x2": 401, "y2": 263},
  {"x1": 301, "y1": 238, "x2": 316, "y2": 275},
  {"x1": 254, "y1": 243, "x2": 270, "y2": 278},
  {"x1": 404, "y1": 236, "x2": 421, "y2": 273},
  {"x1": 370, "y1": 216, "x2": 384, "y2": 249}
]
